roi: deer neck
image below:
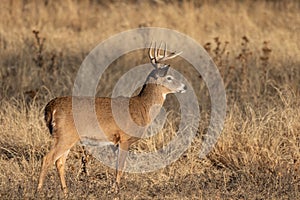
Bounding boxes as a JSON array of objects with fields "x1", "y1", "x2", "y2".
[
  {"x1": 137, "y1": 83, "x2": 166, "y2": 107},
  {"x1": 131, "y1": 83, "x2": 167, "y2": 125}
]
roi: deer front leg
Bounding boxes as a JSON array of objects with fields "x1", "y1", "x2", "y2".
[{"x1": 112, "y1": 142, "x2": 129, "y2": 193}]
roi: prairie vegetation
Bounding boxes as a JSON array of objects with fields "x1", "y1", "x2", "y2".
[{"x1": 0, "y1": 0, "x2": 299, "y2": 199}]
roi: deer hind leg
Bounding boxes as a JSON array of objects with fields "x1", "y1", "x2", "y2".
[
  {"x1": 37, "y1": 147, "x2": 57, "y2": 191},
  {"x1": 37, "y1": 140, "x2": 75, "y2": 194},
  {"x1": 56, "y1": 150, "x2": 70, "y2": 195}
]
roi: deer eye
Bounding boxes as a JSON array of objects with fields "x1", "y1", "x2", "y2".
[{"x1": 166, "y1": 76, "x2": 173, "y2": 81}]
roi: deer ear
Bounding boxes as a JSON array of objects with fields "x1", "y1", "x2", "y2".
[{"x1": 158, "y1": 65, "x2": 169, "y2": 77}]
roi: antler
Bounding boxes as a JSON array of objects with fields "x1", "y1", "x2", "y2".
[{"x1": 148, "y1": 42, "x2": 182, "y2": 67}]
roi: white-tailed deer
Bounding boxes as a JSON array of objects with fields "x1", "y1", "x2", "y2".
[{"x1": 37, "y1": 43, "x2": 186, "y2": 195}]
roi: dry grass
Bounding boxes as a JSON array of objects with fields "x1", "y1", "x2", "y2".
[{"x1": 0, "y1": 0, "x2": 299, "y2": 199}]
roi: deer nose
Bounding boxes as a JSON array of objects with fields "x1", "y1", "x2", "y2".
[{"x1": 183, "y1": 85, "x2": 187, "y2": 90}]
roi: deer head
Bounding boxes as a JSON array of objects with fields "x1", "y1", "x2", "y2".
[{"x1": 145, "y1": 42, "x2": 187, "y2": 95}]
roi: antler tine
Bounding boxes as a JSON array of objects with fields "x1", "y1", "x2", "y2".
[
  {"x1": 149, "y1": 42, "x2": 159, "y2": 67},
  {"x1": 149, "y1": 41, "x2": 182, "y2": 64},
  {"x1": 164, "y1": 43, "x2": 167, "y2": 58},
  {"x1": 160, "y1": 50, "x2": 182, "y2": 62},
  {"x1": 148, "y1": 42, "x2": 151, "y2": 58},
  {"x1": 157, "y1": 42, "x2": 163, "y2": 60},
  {"x1": 154, "y1": 42, "x2": 159, "y2": 63},
  {"x1": 148, "y1": 42, "x2": 154, "y2": 59}
]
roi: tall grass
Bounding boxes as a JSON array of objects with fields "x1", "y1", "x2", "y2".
[{"x1": 0, "y1": 0, "x2": 299, "y2": 199}]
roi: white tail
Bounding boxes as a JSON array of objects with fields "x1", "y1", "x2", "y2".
[{"x1": 37, "y1": 43, "x2": 186, "y2": 195}]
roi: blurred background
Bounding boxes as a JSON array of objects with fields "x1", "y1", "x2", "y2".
[{"x1": 0, "y1": 0, "x2": 299, "y2": 199}]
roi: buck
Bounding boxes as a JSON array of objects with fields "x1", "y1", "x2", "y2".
[{"x1": 37, "y1": 43, "x2": 187, "y2": 195}]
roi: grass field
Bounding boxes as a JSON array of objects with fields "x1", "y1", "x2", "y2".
[{"x1": 0, "y1": 0, "x2": 299, "y2": 199}]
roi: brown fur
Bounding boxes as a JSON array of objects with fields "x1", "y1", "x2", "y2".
[
  {"x1": 37, "y1": 84, "x2": 177, "y2": 194},
  {"x1": 37, "y1": 46, "x2": 186, "y2": 195}
]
